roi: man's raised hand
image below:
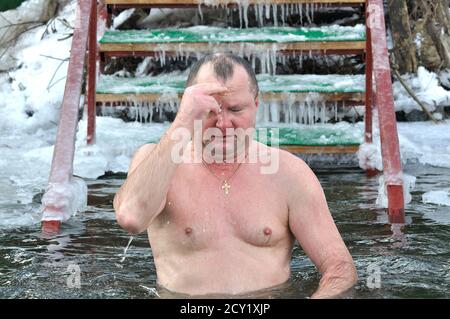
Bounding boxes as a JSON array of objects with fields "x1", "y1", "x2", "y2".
[{"x1": 174, "y1": 83, "x2": 228, "y2": 133}]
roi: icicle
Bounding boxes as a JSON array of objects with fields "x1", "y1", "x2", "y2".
[
  {"x1": 342, "y1": 101, "x2": 346, "y2": 122},
  {"x1": 272, "y1": 4, "x2": 278, "y2": 27},
  {"x1": 143, "y1": 102, "x2": 149, "y2": 123},
  {"x1": 198, "y1": 4, "x2": 203, "y2": 23},
  {"x1": 149, "y1": 102, "x2": 154, "y2": 123},
  {"x1": 306, "y1": 3, "x2": 312, "y2": 25},
  {"x1": 260, "y1": 52, "x2": 265, "y2": 75},
  {"x1": 243, "y1": 3, "x2": 249, "y2": 28},
  {"x1": 281, "y1": 4, "x2": 285, "y2": 26},
  {"x1": 270, "y1": 101, "x2": 280, "y2": 123},
  {"x1": 258, "y1": 4, "x2": 264, "y2": 27},
  {"x1": 265, "y1": 4, "x2": 270, "y2": 20},
  {"x1": 270, "y1": 47, "x2": 277, "y2": 75},
  {"x1": 263, "y1": 101, "x2": 270, "y2": 123},
  {"x1": 298, "y1": 102, "x2": 304, "y2": 124},
  {"x1": 305, "y1": 3, "x2": 309, "y2": 22},
  {"x1": 334, "y1": 101, "x2": 338, "y2": 121},
  {"x1": 313, "y1": 101, "x2": 318, "y2": 124},
  {"x1": 159, "y1": 50, "x2": 166, "y2": 67},
  {"x1": 299, "y1": 3, "x2": 303, "y2": 25},
  {"x1": 290, "y1": 103, "x2": 295, "y2": 124},
  {"x1": 305, "y1": 101, "x2": 309, "y2": 124}
]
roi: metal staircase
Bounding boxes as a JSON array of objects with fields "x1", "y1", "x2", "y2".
[{"x1": 41, "y1": 0, "x2": 405, "y2": 234}]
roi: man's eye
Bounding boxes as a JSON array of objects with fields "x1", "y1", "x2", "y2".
[{"x1": 230, "y1": 108, "x2": 242, "y2": 112}]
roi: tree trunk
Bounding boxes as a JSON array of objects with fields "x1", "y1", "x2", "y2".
[
  {"x1": 387, "y1": 0, "x2": 417, "y2": 74},
  {"x1": 424, "y1": 0, "x2": 450, "y2": 69},
  {"x1": 388, "y1": 0, "x2": 450, "y2": 74}
]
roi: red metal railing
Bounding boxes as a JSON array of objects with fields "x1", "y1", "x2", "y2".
[
  {"x1": 87, "y1": 1, "x2": 98, "y2": 145},
  {"x1": 366, "y1": 0, "x2": 405, "y2": 223},
  {"x1": 41, "y1": 0, "x2": 97, "y2": 234},
  {"x1": 43, "y1": 0, "x2": 405, "y2": 233}
]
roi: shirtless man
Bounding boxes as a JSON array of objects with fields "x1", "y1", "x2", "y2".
[{"x1": 113, "y1": 53, "x2": 358, "y2": 298}]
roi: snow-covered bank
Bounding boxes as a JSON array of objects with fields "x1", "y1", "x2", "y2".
[
  {"x1": 393, "y1": 66, "x2": 450, "y2": 116},
  {"x1": 0, "y1": 0, "x2": 59, "y2": 71}
]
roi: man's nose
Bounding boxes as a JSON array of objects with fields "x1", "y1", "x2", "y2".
[{"x1": 215, "y1": 109, "x2": 233, "y2": 129}]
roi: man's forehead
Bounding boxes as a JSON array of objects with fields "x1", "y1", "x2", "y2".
[{"x1": 195, "y1": 63, "x2": 253, "y2": 93}]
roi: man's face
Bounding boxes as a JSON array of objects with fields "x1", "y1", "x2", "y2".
[{"x1": 194, "y1": 63, "x2": 259, "y2": 158}]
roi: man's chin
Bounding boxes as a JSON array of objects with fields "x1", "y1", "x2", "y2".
[{"x1": 202, "y1": 139, "x2": 248, "y2": 161}]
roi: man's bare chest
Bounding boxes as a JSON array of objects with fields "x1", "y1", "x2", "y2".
[{"x1": 151, "y1": 165, "x2": 291, "y2": 250}]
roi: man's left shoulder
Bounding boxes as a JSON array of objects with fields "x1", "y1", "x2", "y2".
[{"x1": 275, "y1": 147, "x2": 313, "y2": 174}]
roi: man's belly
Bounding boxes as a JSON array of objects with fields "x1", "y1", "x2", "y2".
[{"x1": 152, "y1": 242, "x2": 292, "y2": 296}]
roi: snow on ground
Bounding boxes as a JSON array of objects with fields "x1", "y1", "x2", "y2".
[
  {"x1": 392, "y1": 66, "x2": 450, "y2": 115},
  {"x1": 0, "y1": 1, "x2": 449, "y2": 228},
  {"x1": 422, "y1": 189, "x2": 450, "y2": 207}
]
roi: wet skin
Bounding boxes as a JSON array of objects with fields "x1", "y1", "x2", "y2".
[{"x1": 119, "y1": 63, "x2": 357, "y2": 296}]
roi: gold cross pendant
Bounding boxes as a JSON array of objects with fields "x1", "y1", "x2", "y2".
[{"x1": 222, "y1": 180, "x2": 231, "y2": 195}]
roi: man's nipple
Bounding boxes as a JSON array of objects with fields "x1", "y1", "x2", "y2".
[
  {"x1": 185, "y1": 227, "x2": 193, "y2": 236},
  {"x1": 263, "y1": 227, "x2": 272, "y2": 236}
]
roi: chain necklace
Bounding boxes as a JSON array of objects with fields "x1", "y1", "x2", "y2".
[{"x1": 201, "y1": 153, "x2": 248, "y2": 195}]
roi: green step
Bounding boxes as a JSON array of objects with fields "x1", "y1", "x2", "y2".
[
  {"x1": 145, "y1": 124, "x2": 362, "y2": 147},
  {"x1": 99, "y1": 25, "x2": 366, "y2": 44},
  {"x1": 254, "y1": 125, "x2": 362, "y2": 146},
  {"x1": 96, "y1": 73, "x2": 365, "y2": 95}
]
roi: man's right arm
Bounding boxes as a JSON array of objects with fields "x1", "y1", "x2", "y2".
[
  {"x1": 113, "y1": 83, "x2": 227, "y2": 234},
  {"x1": 113, "y1": 125, "x2": 188, "y2": 234}
]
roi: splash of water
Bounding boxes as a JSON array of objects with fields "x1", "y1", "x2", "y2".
[{"x1": 120, "y1": 236, "x2": 134, "y2": 263}]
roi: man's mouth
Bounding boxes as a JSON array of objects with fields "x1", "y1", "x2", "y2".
[
  {"x1": 203, "y1": 135, "x2": 237, "y2": 145},
  {"x1": 211, "y1": 135, "x2": 236, "y2": 139}
]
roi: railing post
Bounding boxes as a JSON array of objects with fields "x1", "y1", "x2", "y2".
[
  {"x1": 41, "y1": 0, "x2": 92, "y2": 234},
  {"x1": 365, "y1": 1, "x2": 373, "y2": 145},
  {"x1": 87, "y1": 0, "x2": 97, "y2": 145},
  {"x1": 98, "y1": 0, "x2": 107, "y2": 73},
  {"x1": 364, "y1": 0, "x2": 378, "y2": 177},
  {"x1": 368, "y1": 0, "x2": 405, "y2": 223}
]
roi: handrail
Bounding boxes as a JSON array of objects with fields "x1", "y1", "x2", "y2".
[
  {"x1": 41, "y1": 0, "x2": 96, "y2": 234},
  {"x1": 367, "y1": 0, "x2": 405, "y2": 223},
  {"x1": 40, "y1": 0, "x2": 405, "y2": 233}
]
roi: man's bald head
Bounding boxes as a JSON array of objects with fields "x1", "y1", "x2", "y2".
[{"x1": 185, "y1": 53, "x2": 259, "y2": 98}]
